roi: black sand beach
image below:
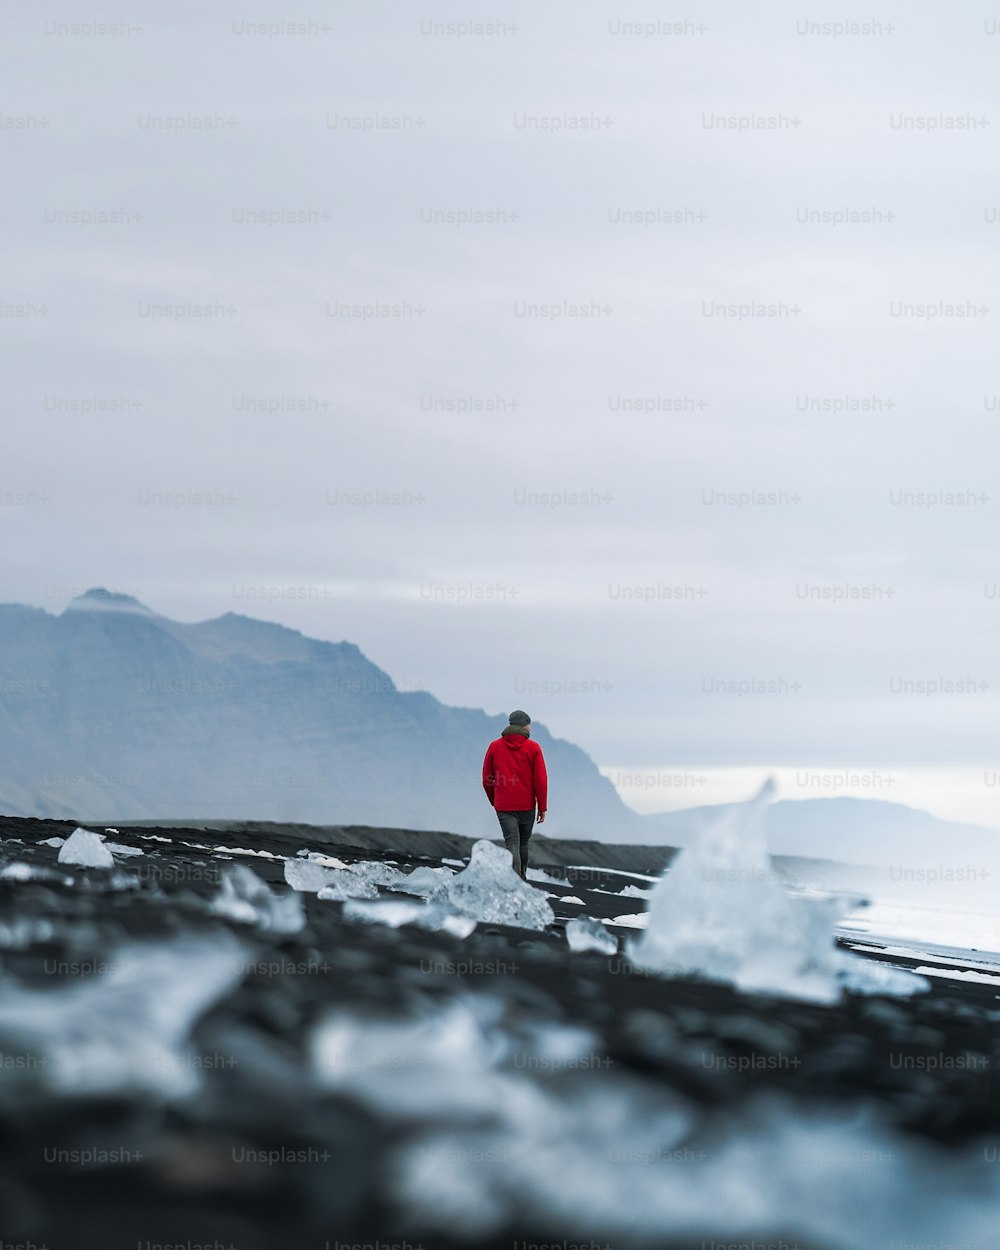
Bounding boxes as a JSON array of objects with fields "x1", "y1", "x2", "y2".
[{"x1": 1, "y1": 814, "x2": 999, "y2": 1250}]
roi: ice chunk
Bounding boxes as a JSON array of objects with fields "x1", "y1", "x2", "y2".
[
  {"x1": 286, "y1": 856, "x2": 384, "y2": 898},
  {"x1": 845, "y1": 959, "x2": 936, "y2": 994},
  {"x1": 388, "y1": 865, "x2": 454, "y2": 900},
  {"x1": 312, "y1": 997, "x2": 545, "y2": 1122},
  {"x1": 312, "y1": 998, "x2": 703, "y2": 1240},
  {"x1": 0, "y1": 862, "x2": 74, "y2": 885},
  {"x1": 105, "y1": 842, "x2": 145, "y2": 858},
  {"x1": 343, "y1": 898, "x2": 476, "y2": 938},
  {"x1": 284, "y1": 858, "x2": 343, "y2": 893},
  {"x1": 627, "y1": 780, "x2": 929, "y2": 1004},
  {"x1": 317, "y1": 876, "x2": 380, "y2": 901},
  {"x1": 346, "y1": 859, "x2": 408, "y2": 888},
  {"x1": 39, "y1": 837, "x2": 65, "y2": 848},
  {"x1": 0, "y1": 916, "x2": 56, "y2": 948},
  {"x1": 210, "y1": 863, "x2": 304, "y2": 934},
  {"x1": 444, "y1": 841, "x2": 555, "y2": 931},
  {"x1": 561, "y1": 896, "x2": 585, "y2": 905},
  {"x1": 392, "y1": 1085, "x2": 1000, "y2": 1246},
  {"x1": 0, "y1": 934, "x2": 246, "y2": 1099},
  {"x1": 566, "y1": 917, "x2": 618, "y2": 955},
  {"x1": 57, "y1": 827, "x2": 114, "y2": 869}
]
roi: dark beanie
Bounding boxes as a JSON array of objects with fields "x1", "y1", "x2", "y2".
[{"x1": 508, "y1": 709, "x2": 531, "y2": 726}]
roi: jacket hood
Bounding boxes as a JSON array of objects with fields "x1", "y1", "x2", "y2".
[{"x1": 500, "y1": 726, "x2": 529, "y2": 748}]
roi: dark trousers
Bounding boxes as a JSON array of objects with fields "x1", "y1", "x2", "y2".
[{"x1": 496, "y1": 809, "x2": 535, "y2": 877}]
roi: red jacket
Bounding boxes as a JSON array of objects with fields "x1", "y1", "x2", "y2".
[{"x1": 482, "y1": 729, "x2": 548, "y2": 813}]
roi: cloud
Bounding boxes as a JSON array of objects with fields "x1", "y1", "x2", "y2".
[{"x1": 6, "y1": 0, "x2": 1000, "y2": 820}]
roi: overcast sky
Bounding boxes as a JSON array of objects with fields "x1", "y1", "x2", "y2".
[{"x1": 5, "y1": 1, "x2": 1000, "y2": 830}]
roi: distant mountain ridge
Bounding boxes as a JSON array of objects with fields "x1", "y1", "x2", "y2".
[
  {"x1": 641, "y1": 796, "x2": 1000, "y2": 869},
  {"x1": 2, "y1": 589, "x2": 996, "y2": 866},
  {"x1": 0, "y1": 589, "x2": 640, "y2": 838}
]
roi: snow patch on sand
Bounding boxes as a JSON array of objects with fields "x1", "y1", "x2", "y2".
[
  {"x1": 297, "y1": 850, "x2": 350, "y2": 870},
  {"x1": 525, "y1": 867, "x2": 565, "y2": 885},
  {"x1": 913, "y1": 965, "x2": 1000, "y2": 985},
  {"x1": 608, "y1": 913, "x2": 648, "y2": 929}
]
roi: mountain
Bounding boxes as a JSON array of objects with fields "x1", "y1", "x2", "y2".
[
  {"x1": 641, "y1": 797, "x2": 1000, "y2": 869},
  {"x1": 4, "y1": 589, "x2": 995, "y2": 865},
  {"x1": 0, "y1": 589, "x2": 642, "y2": 839}
]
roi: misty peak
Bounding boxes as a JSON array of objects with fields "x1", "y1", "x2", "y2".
[
  {"x1": 2, "y1": 591, "x2": 632, "y2": 836},
  {"x1": 64, "y1": 587, "x2": 153, "y2": 615}
]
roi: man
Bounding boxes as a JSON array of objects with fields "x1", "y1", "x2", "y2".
[{"x1": 482, "y1": 709, "x2": 548, "y2": 880}]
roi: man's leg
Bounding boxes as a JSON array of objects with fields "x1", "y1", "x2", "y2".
[
  {"x1": 495, "y1": 810, "x2": 523, "y2": 875},
  {"x1": 517, "y1": 809, "x2": 535, "y2": 879}
]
